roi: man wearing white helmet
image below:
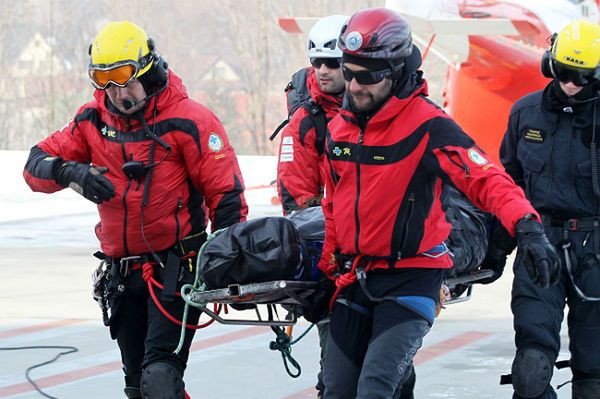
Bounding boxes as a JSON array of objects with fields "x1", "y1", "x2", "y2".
[
  {"x1": 276, "y1": 14, "x2": 347, "y2": 215},
  {"x1": 276, "y1": 15, "x2": 346, "y2": 398},
  {"x1": 276, "y1": 14, "x2": 415, "y2": 399}
]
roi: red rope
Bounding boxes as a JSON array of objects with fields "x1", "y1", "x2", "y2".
[
  {"x1": 142, "y1": 262, "x2": 220, "y2": 329},
  {"x1": 328, "y1": 256, "x2": 366, "y2": 311}
]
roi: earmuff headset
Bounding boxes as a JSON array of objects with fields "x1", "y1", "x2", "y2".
[
  {"x1": 540, "y1": 33, "x2": 558, "y2": 79},
  {"x1": 138, "y1": 37, "x2": 169, "y2": 90}
]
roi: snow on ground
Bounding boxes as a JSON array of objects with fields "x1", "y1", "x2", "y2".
[{"x1": 0, "y1": 150, "x2": 279, "y2": 223}]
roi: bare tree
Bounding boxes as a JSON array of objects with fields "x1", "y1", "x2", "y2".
[{"x1": 0, "y1": 0, "x2": 396, "y2": 152}]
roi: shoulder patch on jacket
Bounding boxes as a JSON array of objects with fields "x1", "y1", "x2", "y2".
[
  {"x1": 208, "y1": 133, "x2": 223, "y2": 152},
  {"x1": 467, "y1": 148, "x2": 489, "y2": 166}
]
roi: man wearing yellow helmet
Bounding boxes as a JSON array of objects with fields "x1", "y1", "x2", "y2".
[
  {"x1": 23, "y1": 21, "x2": 248, "y2": 398},
  {"x1": 499, "y1": 20, "x2": 600, "y2": 399}
]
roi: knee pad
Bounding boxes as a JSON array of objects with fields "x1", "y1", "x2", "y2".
[
  {"x1": 511, "y1": 348, "x2": 553, "y2": 398},
  {"x1": 124, "y1": 373, "x2": 142, "y2": 398},
  {"x1": 124, "y1": 386, "x2": 142, "y2": 398},
  {"x1": 140, "y1": 362, "x2": 185, "y2": 399},
  {"x1": 572, "y1": 379, "x2": 600, "y2": 399}
]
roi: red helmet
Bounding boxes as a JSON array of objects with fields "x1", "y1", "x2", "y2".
[{"x1": 339, "y1": 8, "x2": 413, "y2": 60}]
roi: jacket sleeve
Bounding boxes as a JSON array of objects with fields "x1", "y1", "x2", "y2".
[
  {"x1": 500, "y1": 107, "x2": 525, "y2": 188},
  {"x1": 425, "y1": 116, "x2": 537, "y2": 236},
  {"x1": 182, "y1": 108, "x2": 248, "y2": 231},
  {"x1": 23, "y1": 107, "x2": 92, "y2": 193},
  {"x1": 276, "y1": 108, "x2": 323, "y2": 215}
]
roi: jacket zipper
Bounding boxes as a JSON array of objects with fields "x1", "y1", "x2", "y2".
[
  {"x1": 354, "y1": 129, "x2": 365, "y2": 253},
  {"x1": 441, "y1": 147, "x2": 470, "y2": 178},
  {"x1": 122, "y1": 180, "x2": 132, "y2": 255},
  {"x1": 399, "y1": 193, "x2": 416, "y2": 258},
  {"x1": 121, "y1": 145, "x2": 132, "y2": 255}
]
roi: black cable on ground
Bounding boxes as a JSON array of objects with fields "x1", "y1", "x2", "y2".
[{"x1": 0, "y1": 345, "x2": 78, "y2": 399}]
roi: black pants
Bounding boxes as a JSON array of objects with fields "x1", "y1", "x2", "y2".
[
  {"x1": 109, "y1": 263, "x2": 201, "y2": 391},
  {"x1": 322, "y1": 268, "x2": 441, "y2": 399},
  {"x1": 511, "y1": 226, "x2": 600, "y2": 399}
]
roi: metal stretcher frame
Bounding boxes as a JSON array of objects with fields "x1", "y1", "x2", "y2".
[
  {"x1": 190, "y1": 280, "x2": 317, "y2": 326},
  {"x1": 190, "y1": 270, "x2": 493, "y2": 325},
  {"x1": 444, "y1": 269, "x2": 494, "y2": 304}
]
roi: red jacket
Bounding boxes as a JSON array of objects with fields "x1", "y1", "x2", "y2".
[
  {"x1": 277, "y1": 68, "x2": 343, "y2": 215},
  {"x1": 319, "y1": 79, "x2": 537, "y2": 274},
  {"x1": 24, "y1": 70, "x2": 248, "y2": 257}
]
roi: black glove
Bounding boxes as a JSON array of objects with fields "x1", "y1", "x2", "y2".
[
  {"x1": 515, "y1": 216, "x2": 561, "y2": 288},
  {"x1": 303, "y1": 278, "x2": 335, "y2": 324},
  {"x1": 479, "y1": 220, "x2": 516, "y2": 284},
  {"x1": 55, "y1": 161, "x2": 115, "y2": 204}
]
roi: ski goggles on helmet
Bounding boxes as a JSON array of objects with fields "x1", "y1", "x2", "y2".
[
  {"x1": 88, "y1": 53, "x2": 153, "y2": 90},
  {"x1": 342, "y1": 65, "x2": 392, "y2": 85},
  {"x1": 310, "y1": 57, "x2": 341, "y2": 69},
  {"x1": 551, "y1": 60, "x2": 600, "y2": 86}
]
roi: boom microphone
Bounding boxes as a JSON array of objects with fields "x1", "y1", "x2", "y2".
[
  {"x1": 567, "y1": 96, "x2": 599, "y2": 105},
  {"x1": 123, "y1": 99, "x2": 137, "y2": 110}
]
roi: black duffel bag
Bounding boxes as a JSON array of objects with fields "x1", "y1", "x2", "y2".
[
  {"x1": 443, "y1": 187, "x2": 491, "y2": 277},
  {"x1": 199, "y1": 217, "x2": 301, "y2": 289}
]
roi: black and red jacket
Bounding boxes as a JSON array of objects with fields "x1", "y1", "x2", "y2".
[
  {"x1": 24, "y1": 70, "x2": 248, "y2": 258},
  {"x1": 319, "y1": 78, "x2": 537, "y2": 274},
  {"x1": 277, "y1": 68, "x2": 343, "y2": 215}
]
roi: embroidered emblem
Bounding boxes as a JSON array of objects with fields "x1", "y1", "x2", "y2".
[
  {"x1": 333, "y1": 147, "x2": 342, "y2": 156},
  {"x1": 282, "y1": 136, "x2": 293, "y2": 145},
  {"x1": 279, "y1": 153, "x2": 294, "y2": 162},
  {"x1": 208, "y1": 133, "x2": 223, "y2": 152},
  {"x1": 281, "y1": 145, "x2": 294, "y2": 154},
  {"x1": 523, "y1": 128, "x2": 544, "y2": 143},
  {"x1": 467, "y1": 148, "x2": 488, "y2": 166}
]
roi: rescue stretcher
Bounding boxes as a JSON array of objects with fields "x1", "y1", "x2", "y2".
[
  {"x1": 187, "y1": 192, "x2": 495, "y2": 327},
  {"x1": 189, "y1": 280, "x2": 317, "y2": 326},
  {"x1": 188, "y1": 269, "x2": 494, "y2": 326}
]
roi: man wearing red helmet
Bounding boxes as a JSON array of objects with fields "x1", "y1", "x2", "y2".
[{"x1": 314, "y1": 8, "x2": 561, "y2": 398}]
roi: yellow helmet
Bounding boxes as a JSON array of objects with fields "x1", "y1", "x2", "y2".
[
  {"x1": 88, "y1": 21, "x2": 155, "y2": 89},
  {"x1": 548, "y1": 20, "x2": 600, "y2": 85}
]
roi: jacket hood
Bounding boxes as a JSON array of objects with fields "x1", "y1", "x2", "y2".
[
  {"x1": 306, "y1": 68, "x2": 343, "y2": 115},
  {"x1": 93, "y1": 69, "x2": 189, "y2": 120}
]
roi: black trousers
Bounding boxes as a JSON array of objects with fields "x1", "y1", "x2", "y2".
[
  {"x1": 511, "y1": 226, "x2": 600, "y2": 399},
  {"x1": 322, "y1": 268, "x2": 441, "y2": 399},
  {"x1": 109, "y1": 263, "x2": 201, "y2": 391}
]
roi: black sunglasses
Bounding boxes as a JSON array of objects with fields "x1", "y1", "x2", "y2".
[
  {"x1": 342, "y1": 65, "x2": 393, "y2": 85},
  {"x1": 552, "y1": 60, "x2": 600, "y2": 86},
  {"x1": 310, "y1": 58, "x2": 341, "y2": 69}
]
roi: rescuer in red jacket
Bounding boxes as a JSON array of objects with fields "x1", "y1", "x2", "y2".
[
  {"x1": 276, "y1": 15, "x2": 346, "y2": 215},
  {"x1": 310, "y1": 8, "x2": 561, "y2": 399},
  {"x1": 23, "y1": 21, "x2": 247, "y2": 399},
  {"x1": 277, "y1": 15, "x2": 415, "y2": 398}
]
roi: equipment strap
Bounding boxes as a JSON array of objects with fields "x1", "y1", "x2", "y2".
[
  {"x1": 160, "y1": 249, "x2": 180, "y2": 302},
  {"x1": 541, "y1": 214, "x2": 600, "y2": 231}
]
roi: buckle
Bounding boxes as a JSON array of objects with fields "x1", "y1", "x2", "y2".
[
  {"x1": 119, "y1": 255, "x2": 143, "y2": 276},
  {"x1": 567, "y1": 218, "x2": 578, "y2": 231}
]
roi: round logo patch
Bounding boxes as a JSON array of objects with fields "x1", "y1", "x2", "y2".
[
  {"x1": 345, "y1": 31, "x2": 363, "y2": 51},
  {"x1": 208, "y1": 133, "x2": 223, "y2": 152},
  {"x1": 468, "y1": 148, "x2": 488, "y2": 166}
]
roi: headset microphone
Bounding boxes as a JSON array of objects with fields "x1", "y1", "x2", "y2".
[
  {"x1": 567, "y1": 96, "x2": 600, "y2": 105},
  {"x1": 123, "y1": 99, "x2": 137, "y2": 110}
]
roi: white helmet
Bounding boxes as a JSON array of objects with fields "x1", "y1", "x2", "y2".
[{"x1": 307, "y1": 15, "x2": 348, "y2": 59}]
